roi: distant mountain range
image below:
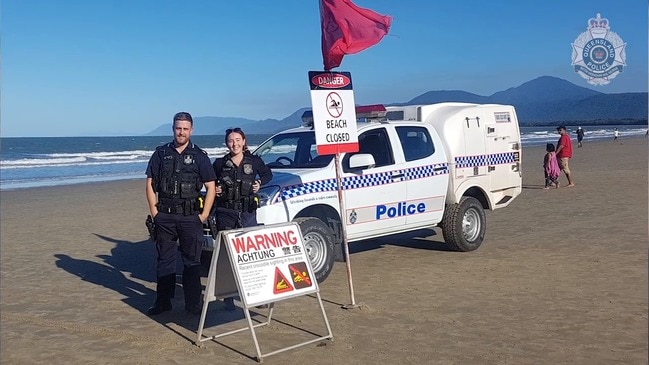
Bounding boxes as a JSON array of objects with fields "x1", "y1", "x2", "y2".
[{"x1": 145, "y1": 76, "x2": 648, "y2": 136}]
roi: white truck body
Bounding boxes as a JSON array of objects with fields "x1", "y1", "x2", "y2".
[{"x1": 207, "y1": 102, "x2": 522, "y2": 282}]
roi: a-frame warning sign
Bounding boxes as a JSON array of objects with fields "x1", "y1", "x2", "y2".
[
  {"x1": 197, "y1": 223, "x2": 333, "y2": 362},
  {"x1": 273, "y1": 267, "x2": 294, "y2": 294}
]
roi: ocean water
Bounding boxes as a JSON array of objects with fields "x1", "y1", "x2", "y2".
[{"x1": 1, "y1": 126, "x2": 646, "y2": 190}]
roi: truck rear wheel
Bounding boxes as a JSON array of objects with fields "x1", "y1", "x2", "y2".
[
  {"x1": 441, "y1": 196, "x2": 486, "y2": 252},
  {"x1": 294, "y1": 217, "x2": 335, "y2": 283}
]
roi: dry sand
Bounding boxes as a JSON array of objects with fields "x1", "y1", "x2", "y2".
[{"x1": 1, "y1": 138, "x2": 647, "y2": 364}]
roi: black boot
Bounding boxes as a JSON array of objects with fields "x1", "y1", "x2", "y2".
[
  {"x1": 182, "y1": 265, "x2": 203, "y2": 315},
  {"x1": 147, "y1": 273, "x2": 175, "y2": 316}
]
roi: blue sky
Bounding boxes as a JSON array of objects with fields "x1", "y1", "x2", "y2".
[{"x1": 2, "y1": 0, "x2": 647, "y2": 137}]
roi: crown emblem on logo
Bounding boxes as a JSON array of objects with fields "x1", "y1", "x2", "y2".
[
  {"x1": 588, "y1": 13, "x2": 609, "y2": 38},
  {"x1": 588, "y1": 13, "x2": 609, "y2": 29}
]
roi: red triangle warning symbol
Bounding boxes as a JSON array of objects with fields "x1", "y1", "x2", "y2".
[{"x1": 273, "y1": 267, "x2": 294, "y2": 294}]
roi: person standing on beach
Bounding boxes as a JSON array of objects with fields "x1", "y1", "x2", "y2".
[
  {"x1": 145, "y1": 112, "x2": 217, "y2": 316},
  {"x1": 555, "y1": 126, "x2": 574, "y2": 187},
  {"x1": 543, "y1": 143, "x2": 560, "y2": 189},
  {"x1": 614, "y1": 128, "x2": 619, "y2": 142},
  {"x1": 576, "y1": 127, "x2": 585, "y2": 148},
  {"x1": 212, "y1": 127, "x2": 272, "y2": 311}
]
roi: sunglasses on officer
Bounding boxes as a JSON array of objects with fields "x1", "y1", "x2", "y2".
[{"x1": 224, "y1": 127, "x2": 247, "y2": 145}]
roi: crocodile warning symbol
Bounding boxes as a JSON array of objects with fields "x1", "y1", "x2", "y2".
[
  {"x1": 289, "y1": 262, "x2": 313, "y2": 289},
  {"x1": 273, "y1": 267, "x2": 294, "y2": 294}
]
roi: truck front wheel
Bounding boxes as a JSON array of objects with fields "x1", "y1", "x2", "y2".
[
  {"x1": 441, "y1": 196, "x2": 486, "y2": 252},
  {"x1": 294, "y1": 217, "x2": 335, "y2": 283}
]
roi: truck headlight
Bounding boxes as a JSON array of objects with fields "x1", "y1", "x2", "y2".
[{"x1": 257, "y1": 185, "x2": 280, "y2": 207}]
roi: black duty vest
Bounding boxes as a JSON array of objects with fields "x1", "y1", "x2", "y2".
[
  {"x1": 217, "y1": 153, "x2": 257, "y2": 211},
  {"x1": 154, "y1": 142, "x2": 203, "y2": 209}
]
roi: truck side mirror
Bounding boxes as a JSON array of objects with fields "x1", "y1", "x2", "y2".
[{"x1": 349, "y1": 153, "x2": 376, "y2": 170}]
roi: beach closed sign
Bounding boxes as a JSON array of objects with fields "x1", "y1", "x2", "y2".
[
  {"x1": 308, "y1": 71, "x2": 359, "y2": 155},
  {"x1": 224, "y1": 223, "x2": 319, "y2": 307}
]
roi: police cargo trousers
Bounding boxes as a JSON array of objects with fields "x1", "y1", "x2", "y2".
[{"x1": 154, "y1": 212, "x2": 204, "y2": 309}]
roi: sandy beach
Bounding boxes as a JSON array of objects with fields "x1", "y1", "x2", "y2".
[{"x1": 1, "y1": 138, "x2": 647, "y2": 364}]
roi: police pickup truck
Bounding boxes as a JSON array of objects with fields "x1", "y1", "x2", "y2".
[{"x1": 204, "y1": 102, "x2": 522, "y2": 284}]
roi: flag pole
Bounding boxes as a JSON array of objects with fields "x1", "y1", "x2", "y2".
[{"x1": 333, "y1": 151, "x2": 363, "y2": 309}]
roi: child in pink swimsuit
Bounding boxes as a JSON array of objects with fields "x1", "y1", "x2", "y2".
[{"x1": 544, "y1": 143, "x2": 560, "y2": 189}]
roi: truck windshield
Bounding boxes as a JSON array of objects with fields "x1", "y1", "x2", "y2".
[{"x1": 253, "y1": 131, "x2": 334, "y2": 169}]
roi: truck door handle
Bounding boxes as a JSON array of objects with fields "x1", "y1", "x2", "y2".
[
  {"x1": 392, "y1": 173, "x2": 404, "y2": 179},
  {"x1": 433, "y1": 166, "x2": 446, "y2": 172},
  {"x1": 488, "y1": 166, "x2": 496, "y2": 172}
]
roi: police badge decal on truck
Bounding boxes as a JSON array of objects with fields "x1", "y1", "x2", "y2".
[{"x1": 204, "y1": 103, "x2": 523, "y2": 284}]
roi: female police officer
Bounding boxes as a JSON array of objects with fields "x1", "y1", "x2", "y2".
[
  {"x1": 212, "y1": 127, "x2": 272, "y2": 311},
  {"x1": 145, "y1": 112, "x2": 216, "y2": 316}
]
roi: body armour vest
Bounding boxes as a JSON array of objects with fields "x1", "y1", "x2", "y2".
[
  {"x1": 154, "y1": 143, "x2": 203, "y2": 207},
  {"x1": 217, "y1": 153, "x2": 257, "y2": 211}
]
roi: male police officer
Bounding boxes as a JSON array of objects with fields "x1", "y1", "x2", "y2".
[{"x1": 145, "y1": 112, "x2": 216, "y2": 316}]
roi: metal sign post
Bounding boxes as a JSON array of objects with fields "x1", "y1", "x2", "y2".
[
  {"x1": 308, "y1": 70, "x2": 363, "y2": 309},
  {"x1": 333, "y1": 153, "x2": 361, "y2": 309}
]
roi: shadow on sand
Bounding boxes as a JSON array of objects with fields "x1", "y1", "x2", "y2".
[
  {"x1": 53, "y1": 227, "x2": 453, "y2": 351},
  {"x1": 53, "y1": 234, "x2": 267, "y2": 349},
  {"x1": 349, "y1": 228, "x2": 454, "y2": 255}
]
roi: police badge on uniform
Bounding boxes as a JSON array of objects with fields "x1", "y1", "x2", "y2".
[
  {"x1": 184, "y1": 155, "x2": 194, "y2": 165},
  {"x1": 243, "y1": 163, "x2": 253, "y2": 175},
  {"x1": 571, "y1": 13, "x2": 626, "y2": 86}
]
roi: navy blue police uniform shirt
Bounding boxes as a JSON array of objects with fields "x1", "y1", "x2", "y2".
[
  {"x1": 212, "y1": 151, "x2": 272, "y2": 185},
  {"x1": 145, "y1": 142, "x2": 217, "y2": 184}
]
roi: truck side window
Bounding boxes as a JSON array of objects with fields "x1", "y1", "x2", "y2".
[
  {"x1": 396, "y1": 126, "x2": 435, "y2": 161},
  {"x1": 255, "y1": 132, "x2": 333, "y2": 168},
  {"x1": 343, "y1": 128, "x2": 394, "y2": 170}
]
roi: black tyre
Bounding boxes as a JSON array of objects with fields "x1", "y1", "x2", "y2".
[
  {"x1": 294, "y1": 217, "x2": 335, "y2": 283},
  {"x1": 441, "y1": 196, "x2": 486, "y2": 252}
]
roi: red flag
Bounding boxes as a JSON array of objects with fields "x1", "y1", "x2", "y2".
[{"x1": 320, "y1": 0, "x2": 392, "y2": 71}]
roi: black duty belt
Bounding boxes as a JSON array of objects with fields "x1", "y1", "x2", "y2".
[
  {"x1": 217, "y1": 200, "x2": 245, "y2": 211},
  {"x1": 158, "y1": 205, "x2": 185, "y2": 214},
  {"x1": 157, "y1": 201, "x2": 198, "y2": 215}
]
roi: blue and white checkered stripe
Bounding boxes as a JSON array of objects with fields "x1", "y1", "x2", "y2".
[
  {"x1": 402, "y1": 163, "x2": 448, "y2": 180},
  {"x1": 455, "y1": 152, "x2": 517, "y2": 168},
  {"x1": 275, "y1": 163, "x2": 449, "y2": 203},
  {"x1": 342, "y1": 171, "x2": 392, "y2": 189},
  {"x1": 489, "y1": 152, "x2": 517, "y2": 164},
  {"x1": 280, "y1": 178, "x2": 337, "y2": 201},
  {"x1": 455, "y1": 155, "x2": 488, "y2": 168}
]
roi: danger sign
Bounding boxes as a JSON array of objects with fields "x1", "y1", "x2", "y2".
[
  {"x1": 223, "y1": 223, "x2": 319, "y2": 307},
  {"x1": 308, "y1": 71, "x2": 359, "y2": 155}
]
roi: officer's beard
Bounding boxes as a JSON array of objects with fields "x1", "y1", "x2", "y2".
[{"x1": 174, "y1": 135, "x2": 189, "y2": 148}]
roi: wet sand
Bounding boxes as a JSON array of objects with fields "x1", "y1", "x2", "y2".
[{"x1": 1, "y1": 137, "x2": 647, "y2": 364}]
